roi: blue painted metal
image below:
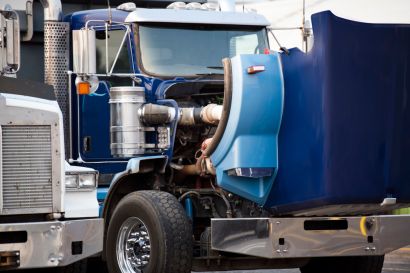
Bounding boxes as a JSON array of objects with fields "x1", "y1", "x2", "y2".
[
  {"x1": 211, "y1": 54, "x2": 284, "y2": 205},
  {"x1": 184, "y1": 197, "x2": 194, "y2": 220},
  {"x1": 101, "y1": 155, "x2": 168, "y2": 218},
  {"x1": 266, "y1": 11, "x2": 410, "y2": 213},
  {"x1": 97, "y1": 187, "x2": 109, "y2": 216},
  {"x1": 65, "y1": 9, "x2": 129, "y2": 30},
  {"x1": 125, "y1": 155, "x2": 168, "y2": 173}
]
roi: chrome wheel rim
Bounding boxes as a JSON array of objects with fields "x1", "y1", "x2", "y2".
[{"x1": 117, "y1": 217, "x2": 151, "y2": 273}]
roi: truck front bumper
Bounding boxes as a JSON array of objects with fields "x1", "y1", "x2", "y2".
[
  {"x1": 0, "y1": 218, "x2": 103, "y2": 269},
  {"x1": 211, "y1": 215, "x2": 410, "y2": 258}
]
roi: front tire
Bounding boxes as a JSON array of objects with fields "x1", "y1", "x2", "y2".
[
  {"x1": 106, "y1": 191, "x2": 192, "y2": 273},
  {"x1": 300, "y1": 255, "x2": 384, "y2": 273}
]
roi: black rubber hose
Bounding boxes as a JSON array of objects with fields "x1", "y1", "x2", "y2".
[{"x1": 203, "y1": 58, "x2": 233, "y2": 157}]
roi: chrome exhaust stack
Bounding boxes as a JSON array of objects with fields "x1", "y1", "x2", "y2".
[
  {"x1": 40, "y1": 0, "x2": 70, "y2": 157},
  {"x1": 39, "y1": 0, "x2": 62, "y2": 21},
  {"x1": 218, "y1": 0, "x2": 235, "y2": 12}
]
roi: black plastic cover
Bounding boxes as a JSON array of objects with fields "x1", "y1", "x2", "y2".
[{"x1": 0, "y1": 77, "x2": 56, "y2": 101}]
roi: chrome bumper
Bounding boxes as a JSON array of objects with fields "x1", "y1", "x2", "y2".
[
  {"x1": 0, "y1": 219, "x2": 103, "y2": 269},
  {"x1": 211, "y1": 215, "x2": 410, "y2": 258}
]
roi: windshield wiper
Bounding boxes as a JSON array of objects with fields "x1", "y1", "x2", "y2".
[
  {"x1": 194, "y1": 72, "x2": 224, "y2": 81},
  {"x1": 206, "y1": 66, "x2": 224, "y2": 70},
  {"x1": 195, "y1": 72, "x2": 223, "y2": 76}
]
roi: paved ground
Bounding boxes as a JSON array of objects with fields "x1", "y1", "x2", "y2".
[{"x1": 198, "y1": 248, "x2": 410, "y2": 273}]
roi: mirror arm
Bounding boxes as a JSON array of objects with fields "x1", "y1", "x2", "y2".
[{"x1": 105, "y1": 22, "x2": 109, "y2": 74}]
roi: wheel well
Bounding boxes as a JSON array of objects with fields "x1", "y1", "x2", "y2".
[{"x1": 101, "y1": 172, "x2": 158, "y2": 260}]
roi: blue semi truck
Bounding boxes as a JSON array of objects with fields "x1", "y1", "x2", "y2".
[{"x1": 8, "y1": 0, "x2": 410, "y2": 272}]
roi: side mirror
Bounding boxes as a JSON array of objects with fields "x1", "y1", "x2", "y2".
[
  {"x1": 0, "y1": 6, "x2": 20, "y2": 73},
  {"x1": 73, "y1": 28, "x2": 96, "y2": 75}
]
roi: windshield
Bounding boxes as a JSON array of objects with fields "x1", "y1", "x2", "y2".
[{"x1": 138, "y1": 24, "x2": 269, "y2": 77}]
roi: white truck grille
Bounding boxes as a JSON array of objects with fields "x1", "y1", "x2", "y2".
[{"x1": 1, "y1": 125, "x2": 53, "y2": 213}]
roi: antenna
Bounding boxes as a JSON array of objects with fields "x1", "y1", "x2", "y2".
[
  {"x1": 107, "y1": 0, "x2": 112, "y2": 24},
  {"x1": 302, "y1": 0, "x2": 307, "y2": 52}
]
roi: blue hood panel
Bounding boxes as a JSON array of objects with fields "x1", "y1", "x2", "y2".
[
  {"x1": 211, "y1": 54, "x2": 284, "y2": 205},
  {"x1": 266, "y1": 11, "x2": 410, "y2": 213}
]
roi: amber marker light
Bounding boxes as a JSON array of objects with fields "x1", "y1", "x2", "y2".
[
  {"x1": 247, "y1": 65, "x2": 265, "y2": 74},
  {"x1": 77, "y1": 81, "x2": 91, "y2": 95}
]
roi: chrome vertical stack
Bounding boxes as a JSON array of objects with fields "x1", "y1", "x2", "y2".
[{"x1": 44, "y1": 22, "x2": 69, "y2": 157}]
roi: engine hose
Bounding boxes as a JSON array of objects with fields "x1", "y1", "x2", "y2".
[
  {"x1": 178, "y1": 191, "x2": 200, "y2": 202},
  {"x1": 203, "y1": 58, "x2": 233, "y2": 157},
  {"x1": 217, "y1": 192, "x2": 233, "y2": 218}
]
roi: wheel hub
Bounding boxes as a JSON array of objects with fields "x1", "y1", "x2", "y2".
[{"x1": 117, "y1": 217, "x2": 151, "y2": 273}]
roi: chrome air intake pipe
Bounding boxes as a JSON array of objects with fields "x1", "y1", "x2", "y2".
[
  {"x1": 39, "y1": 0, "x2": 62, "y2": 21},
  {"x1": 139, "y1": 104, "x2": 223, "y2": 126},
  {"x1": 40, "y1": 0, "x2": 70, "y2": 157}
]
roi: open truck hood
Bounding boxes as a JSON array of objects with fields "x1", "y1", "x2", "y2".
[
  {"x1": 210, "y1": 11, "x2": 410, "y2": 216},
  {"x1": 266, "y1": 11, "x2": 410, "y2": 215}
]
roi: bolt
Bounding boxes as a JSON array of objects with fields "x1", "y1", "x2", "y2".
[
  {"x1": 142, "y1": 245, "x2": 151, "y2": 251},
  {"x1": 276, "y1": 249, "x2": 281, "y2": 253},
  {"x1": 141, "y1": 255, "x2": 150, "y2": 260},
  {"x1": 283, "y1": 249, "x2": 288, "y2": 253},
  {"x1": 365, "y1": 247, "x2": 370, "y2": 252},
  {"x1": 50, "y1": 258, "x2": 56, "y2": 263},
  {"x1": 276, "y1": 221, "x2": 281, "y2": 225}
]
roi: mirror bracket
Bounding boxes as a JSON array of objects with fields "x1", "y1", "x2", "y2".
[{"x1": 0, "y1": 5, "x2": 20, "y2": 75}]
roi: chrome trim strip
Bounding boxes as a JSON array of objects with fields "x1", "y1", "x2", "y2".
[{"x1": 211, "y1": 215, "x2": 410, "y2": 258}]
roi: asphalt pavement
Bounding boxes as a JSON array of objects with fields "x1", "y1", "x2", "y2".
[{"x1": 197, "y1": 248, "x2": 410, "y2": 273}]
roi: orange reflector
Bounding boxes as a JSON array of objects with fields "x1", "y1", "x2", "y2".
[
  {"x1": 247, "y1": 65, "x2": 265, "y2": 74},
  {"x1": 77, "y1": 82, "x2": 91, "y2": 95}
]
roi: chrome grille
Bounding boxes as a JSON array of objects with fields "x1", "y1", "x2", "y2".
[{"x1": 1, "y1": 125, "x2": 53, "y2": 213}]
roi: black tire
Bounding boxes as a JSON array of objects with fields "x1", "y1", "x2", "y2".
[
  {"x1": 300, "y1": 255, "x2": 384, "y2": 273},
  {"x1": 106, "y1": 191, "x2": 193, "y2": 273},
  {"x1": 54, "y1": 259, "x2": 87, "y2": 273}
]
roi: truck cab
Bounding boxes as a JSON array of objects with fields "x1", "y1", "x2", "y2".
[
  {"x1": 65, "y1": 2, "x2": 410, "y2": 273},
  {"x1": 0, "y1": 2, "x2": 103, "y2": 271}
]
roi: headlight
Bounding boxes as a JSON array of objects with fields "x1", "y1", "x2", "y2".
[
  {"x1": 79, "y1": 173, "x2": 97, "y2": 188},
  {"x1": 65, "y1": 174, "x2": 78, "y2": 189},
  {"x1": 65, "y1": 172, "x2": 98, "y2": 191}
]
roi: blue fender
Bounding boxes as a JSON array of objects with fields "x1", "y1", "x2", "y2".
[
  {"x1": 100, "y1": 155, "x2": 168, "y2": 217},
  {"x1": 211, "y1": 54, "x2": 284, "y2": 205}
]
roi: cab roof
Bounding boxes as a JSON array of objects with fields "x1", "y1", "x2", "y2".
[{"x1": 125, "y1": 8, "x2": 270, "y2": 26}]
